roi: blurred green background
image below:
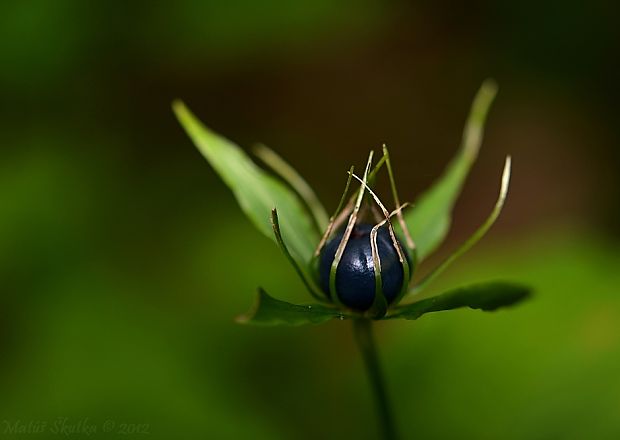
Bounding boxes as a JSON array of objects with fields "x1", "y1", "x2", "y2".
[{"x1": 1, "y1": 1, "x2": 619, "y2": 439}]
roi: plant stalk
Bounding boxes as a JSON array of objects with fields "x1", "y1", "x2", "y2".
[{"x1": 353, "y1": 319, "x2": 398, "y2": 440}]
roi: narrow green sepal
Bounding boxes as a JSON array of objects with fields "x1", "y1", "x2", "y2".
[
  {"x1": 411, "y1": 156, "x2": 511, "y2": 295},
  {"x1": 254, "y1": 143, "x2": 329, "y2": 232},
  {"x1": 271, "y1": 208, "x2": 328, "y2": 303}
]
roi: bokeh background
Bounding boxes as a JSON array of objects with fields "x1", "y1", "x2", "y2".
[{"x1": 1, "y1": 1, "x2": 619, "y2": 439}]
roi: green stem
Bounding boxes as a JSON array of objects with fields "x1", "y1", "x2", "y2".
[{"x1": 353, "y1": 319, "x2": 398, "y2": 440}]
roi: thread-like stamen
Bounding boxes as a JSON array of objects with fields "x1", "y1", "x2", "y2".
[
  {"x1": 319, "y1": 155, "x2": 390, "y2": 256},
  {"x1": 349, "y1": 173, "x2": 406, "y2": 264},
  {"x1": 372, "y1": 203, "x2": 411, "y2": 229},
  {"x1": 314, "y1": 166, "x2": 355, "y2": 257},
  {"x1": 367, "y1": 224, "x2": 388, "y2": 318},
  {"x1": 382, "y1": 145, "x2": 415, "y2": 251},
  {"x1": 329, "y1": 152, "x2": 374, "y2": 304},
  {"x1": 370, "y1": 227, "x2": 382, "y2": 279}
]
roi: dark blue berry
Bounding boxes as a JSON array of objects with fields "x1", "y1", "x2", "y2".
[{"x1": 318, "y1": 224, "x2": 410, "y2": 310}]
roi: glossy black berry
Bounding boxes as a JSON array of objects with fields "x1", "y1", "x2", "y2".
[{"x1": 318, "y1": 224, "x2": 410, "y2": 310}]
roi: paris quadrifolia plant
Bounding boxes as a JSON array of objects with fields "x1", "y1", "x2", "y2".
[{"x1": 173, "y1": 80, "x2": 532, "y2": 439}]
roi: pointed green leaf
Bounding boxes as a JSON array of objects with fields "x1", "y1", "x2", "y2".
[
  {"x1": 404, "y1": 80, "x2": 498, "y2": 260},
  {"x1": 388, "y1": 281, "x2": 531, "y2": 320},
  {"x1": 237, "y1": 289, "x2": 347, "y2": 326},
  {"x1": 173, "y1": 101, "x2": 318, "y2": 264}
]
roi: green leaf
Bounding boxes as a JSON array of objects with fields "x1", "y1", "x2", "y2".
[
  {"x1": 388, "y1": 281, "x2": 531, "y2": 321},
  {"x1": 404, "y1": 80, "x2": 498, "y2": 261},
  {"x1": 237, "y1": 289, "x2": 348, "y2": 326},
  {"x1": 173, "y1": 101, "x2": 318, "y2": 264}
]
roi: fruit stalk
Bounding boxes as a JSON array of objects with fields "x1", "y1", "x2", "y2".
[{"x1": 353, "y1": 318, "x2": 398, "y2": 440}]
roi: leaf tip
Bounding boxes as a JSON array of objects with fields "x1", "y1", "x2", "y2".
[
  {"x1": 234, "y1": 314, "x2": 249, "y2": 324},
  {"x1": 171, "y1": 99, "x2": 187, "y2": 117},
  {"x1": 475, "y1": 282, "x2": 533, "y2": 312},
  {"x1": 480, "y1": 78, "x2": 499, "y2": 97},
  {"x1": 467, "y1": 79, "x2": 498, "y2": 142},
  {"x1": 500, "y1": 156, "x2": 512, "y2": 201},
  {"x1": 235, "y1": 288, "x2": 268, "y2": 325}
]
